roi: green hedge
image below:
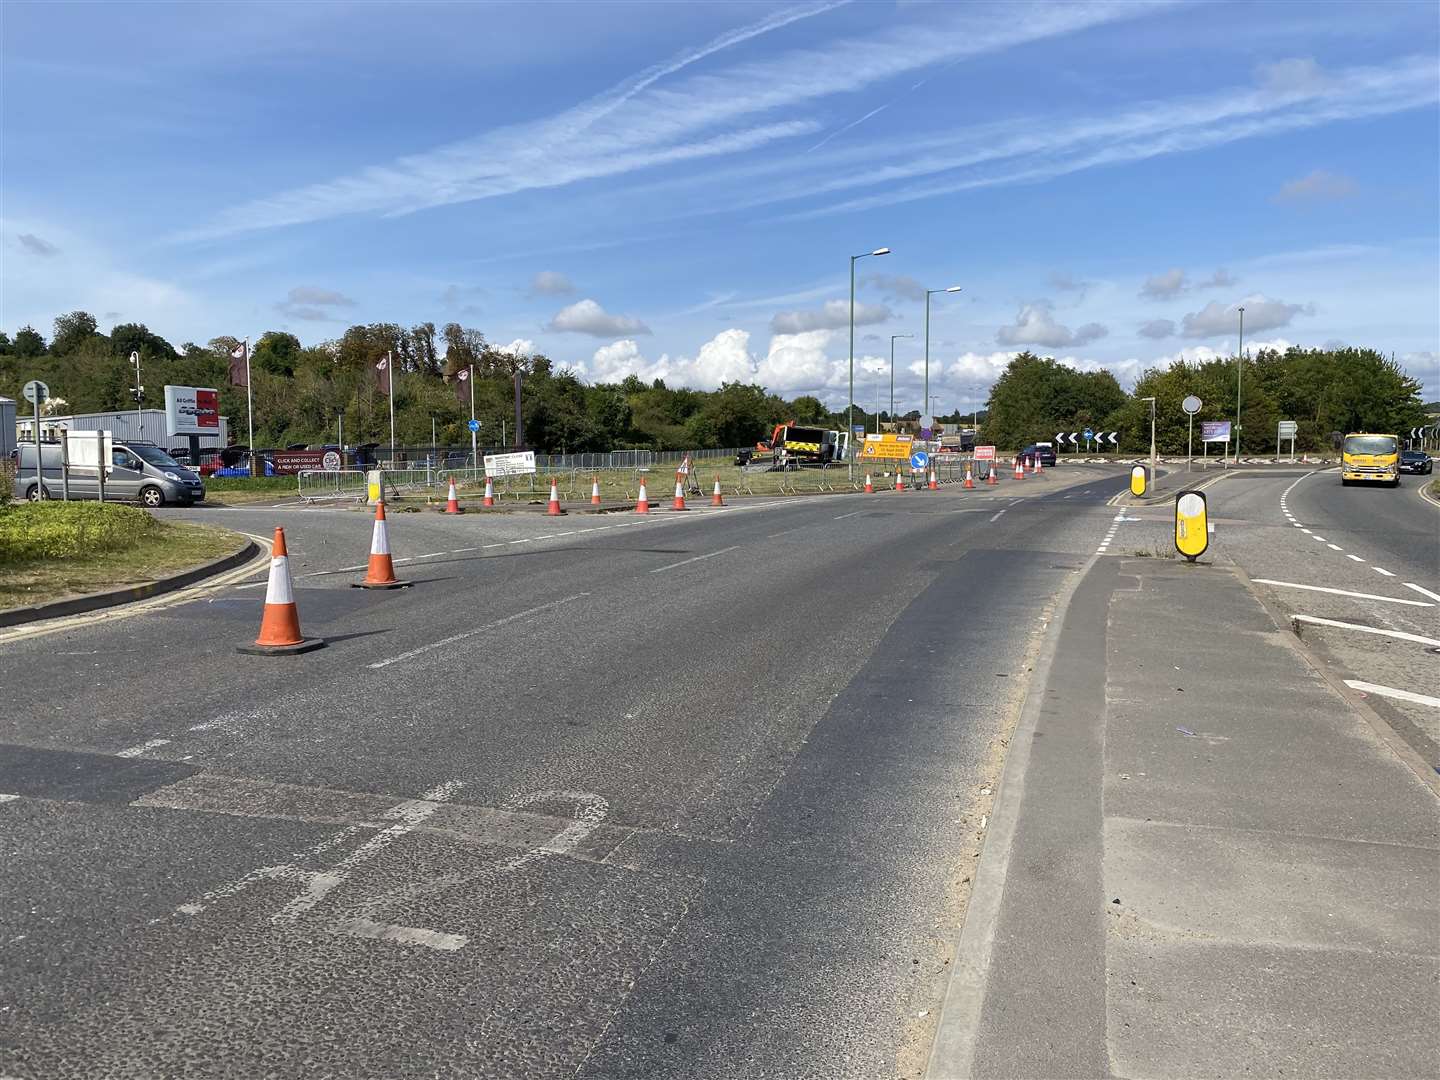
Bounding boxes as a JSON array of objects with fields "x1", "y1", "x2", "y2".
[{"x1": 0, "y1": 502, "x2": 159, "y2": 563}]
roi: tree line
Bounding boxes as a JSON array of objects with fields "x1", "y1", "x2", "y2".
[{"x1": 1, "y1": 313, "x2": 1426, "y2": 454}]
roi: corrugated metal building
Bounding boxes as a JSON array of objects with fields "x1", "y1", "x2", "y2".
[
  {"x1": 0, "y1": 397, "x2": 15, "y2": 459},
  {"x1": 14, "y1": 408, "x2": 231, "y2": 449}
]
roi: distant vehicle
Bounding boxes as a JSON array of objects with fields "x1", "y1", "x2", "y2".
[
  {"x1": 748, "y1": 423, "x2": 848, "y2": 468},
  {"x1": 1340, "y1": 433, "x2": 1400, "y2": 486},
  {"x1": 1399, "y1": 449, "x2": 1432, "y2": 475},
  {"x1": 15, "y1": 441, "x2": 205, "y2": 506},
  {"x1": 1015, "y1": 443, "x2": 1057, "y2": 467}
]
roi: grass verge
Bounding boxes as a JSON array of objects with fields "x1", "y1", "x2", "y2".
[{"x1": 0, "y1": 503, "x2": 247, "y2": 609}]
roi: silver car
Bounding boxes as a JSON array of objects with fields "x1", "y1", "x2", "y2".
[{"x1": 13, "y1": 441, "x2": 205, "y2": 507}]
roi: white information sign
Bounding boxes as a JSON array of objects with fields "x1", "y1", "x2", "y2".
[{"x1": 484, "y1": 451, "x2": 537, "y2": 477}]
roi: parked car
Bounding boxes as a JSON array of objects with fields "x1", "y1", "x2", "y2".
[
  {"x1": 14, "y1": 441, "x2": 205, "y2": 506},
  {"x1": 1399, "y1": 449, "x2": 1433, "y2": 474}
]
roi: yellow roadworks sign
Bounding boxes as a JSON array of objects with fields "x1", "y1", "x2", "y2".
[{"x1": 859, "y1": 433, "x2": 914, "y2": 461}]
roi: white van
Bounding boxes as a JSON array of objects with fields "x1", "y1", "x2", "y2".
[{"x1": 13, "y1": 442, "x2": 205, "y2": 507}]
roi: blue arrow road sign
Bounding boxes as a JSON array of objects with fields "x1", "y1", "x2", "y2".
[
  {"x1": 1083, "y1": 427, "x2": 1094, "y2": 440},
  {"x1": 467, "y1": 419, "x2": 481, "y2": 432},
  {"x1": 910, "y1": 450, "x2": 929, "y2": 471}
]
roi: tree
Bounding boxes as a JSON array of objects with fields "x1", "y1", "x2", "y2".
[
  {"x1": 51, "y1": 311, "x2": 100, "y2": 355},
  {"x1": 788, "y1": 395, "x2": 829, "y2": 425},
  {"x1": 12, "y1": 325, "x2": 46, "y2": 357},
  {"x1": 252, "y1": 331, "x2": 303, "y2": 376}
]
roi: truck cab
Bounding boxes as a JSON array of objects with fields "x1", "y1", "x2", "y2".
[{"x1": 1340, "y1": 433, "x2": 1400, "y2": 487}]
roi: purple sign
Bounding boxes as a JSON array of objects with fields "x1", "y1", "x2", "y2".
[{"x1": 1200, "y1": 420, "x2": 1232, "y2": 443}]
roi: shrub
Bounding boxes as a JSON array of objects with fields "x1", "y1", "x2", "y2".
[{"x1": 0, "y1": 502, "x2": 159, "y2": 563}]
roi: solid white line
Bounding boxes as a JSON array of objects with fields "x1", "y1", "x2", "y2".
[
  {"x1": 1403, "y1": 582, "x2": 1440, "y2": 603},
  {"x1": 116, "y1": 738, "x2": 172, "y2": 758},
  {"x1": 834, "y1": 510, "x2": 866, "y2": 520},
  {"x1": 1343, "y1": 680, "x2": 1440, "y2": 709},
  {"x1": 367, "y1": 594, "x2": 589, "y2": 669},
  {"x1": 989, "y1": 510, "x2": 1006, "y2": 522},
  {"x1": 1346, "y1": 554, "x2": 1364, "y2": 563},
  {"x1": 649, "y1": 545, "x2": 739, "y2": 573},
  {"x1": 1251, "y1": 579, "x2": 1432, "y2": 606},
  {"x1": 1293, "y1": 615, "x2": 1440, "y2": 648},
  {"x1": 1372, "y1": 566, "x2": 1395, "y2": 577}
]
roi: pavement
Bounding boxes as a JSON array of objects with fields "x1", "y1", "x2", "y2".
[{"x1": 928, "y1": 466, "x2": 1439, "y2": 1078}]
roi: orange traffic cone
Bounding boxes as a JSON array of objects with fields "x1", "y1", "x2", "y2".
[
  {"x1": 672, "y1": 476, "x2": 688, "y2": 511},
  {"x1": 482, "y1": 475, "x2": 495, "y2": 507},
  {"x1": 1028, "y1": 456, "x2": 1038, "y2": 475},
  {"x1": 353, "y1": 500, "x2": 407, "y2": 589},
  {"x1": 864, "y1": 473, "x2": 874, "y2": 493},
  {"x1": 928, "y1": 468, "x2": 938, "y2": 491},
  {"x1": 444, "y1": 476, "x2": 462, "y2": 514},
  {"x1": 547, "y1": 478, "x2": 564, "y2": 516},
  {"x1": 986, "y1": 462, "x2": 999, "y2": 485},
  {"x1": 1014, "y1": 458, "x2": 1025, "y2": 480},
  {"x1": 635, "y1": 478, "x2": 650, "y2": 514},
  {"x1": 591, "y1": 476, "x2": 602, "y2": 505},
  {"x1": 1036, "y1": 457, "x2": 1045, "y2": 477},
  {"x1": 963, "y1": 464, "x2": 975, "y2": 489},
  {"x1": 239, "y1": 527, "x2": 324, "y2": 654},
  {"x1": 711, "y1": 476, "x2": 724, "y2": 506},
  {"x1": 895, "y1": 470, "x2": 905, "y2": 492}
]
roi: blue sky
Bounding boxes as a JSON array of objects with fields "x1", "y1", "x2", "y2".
[{"x1": 3, "y1": 0, "x2": 1437, "y2": 409}]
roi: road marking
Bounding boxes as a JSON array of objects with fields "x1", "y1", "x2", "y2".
[
  {"x1": 1292, "y1": 615, "x2": 1440, "y2": 648},
  {"x1": 1251, "y1": 579, "x2": 1432, "y2": 606},
  {"x1": 1326, "y1": 543, "x2": 1343, "y2": 551},
  {"x1": 1300, "y1": 528, "x2": 1312, "y2": 534},
  {"x1": 1346, "y1": 554, "x2": 1364, "y2": 562},
  {"x1": 367, "y1": 594, "x2": 589, "y2": 669},
  {"x1": 1372, "y1": 566, "x2": 1396, "y2": 577},
  {"x1": 649, "y1": 545, "x2": 739, "y2": 573},
  {"x1": 1403, "y1": 582, "x2": 1440, "y2": 602},
  {"x1": 115, "y1": 738, "x2": 173, "y2": 758},
  {"x1": 0, "y1": 793, "x2": 19, "y2": 803},
  {"x1": 1311, "y1": 535, "x2": 1327, "y2": 542},
  {"x1": 1342, "y1": 680, "x2": 1440, "y2": 709},
  {"x1": 833, "y1": 510, "x2": 866, "y2": 520},
  {"x1": 989, "y1": 510, "x2": 1006, "y2": 522},
  {"x1": 332, "y1": 917, "x2": 468, "y2": 951}
]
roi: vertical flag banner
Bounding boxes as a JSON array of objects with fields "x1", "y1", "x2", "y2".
[
  {"x1": 375, "y1": 352, "x2": 391, "y2": 396},
  {"x1": 453, "y1": 366, "x2": 469, "y2": 407},
  {"x1": 228, "y1": 341, "x2": 249, "y2": 387}
]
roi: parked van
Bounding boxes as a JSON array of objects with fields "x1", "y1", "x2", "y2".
[{"x1": 13, "y1": 441, "x2": 205, "y2": 506}]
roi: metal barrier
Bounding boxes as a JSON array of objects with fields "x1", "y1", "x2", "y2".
[{"x1": 297, "y1": 469, "x2": 368, "y2": 503}]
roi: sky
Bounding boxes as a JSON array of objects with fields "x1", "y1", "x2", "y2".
[{"x1": 3, "y1": 0, "x2": 1438, "y2": 412}]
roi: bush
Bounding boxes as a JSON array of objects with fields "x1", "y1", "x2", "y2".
[{"x1": 0, "y1": 502, "x2": 159, "y2": 563}]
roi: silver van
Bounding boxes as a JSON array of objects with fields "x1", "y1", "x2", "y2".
[{"x1": 13, "y1": 442, "x2": 205, "y2": 507}]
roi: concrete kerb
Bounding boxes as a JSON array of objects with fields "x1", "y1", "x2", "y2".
[
  {"x1": 0, "y1": 537, "x2": 260, "y2": 629},
  {"x1": 924, "y1": 549, "x2": 1102, "y2": 1079}
]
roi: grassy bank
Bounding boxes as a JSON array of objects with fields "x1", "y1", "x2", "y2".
[{"x1": 0, "y1": 502, "x2": 247, "y2": 609}]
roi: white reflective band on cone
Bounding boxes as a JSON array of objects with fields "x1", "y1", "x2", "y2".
[
  {"x1": 265, "y1": 556, "x2": 295, "y2": 605},
  {"x1": 371, "y1": 521, "x2": 390, "y2": 555}
]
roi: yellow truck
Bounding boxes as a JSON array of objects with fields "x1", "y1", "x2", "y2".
[{"x1": 1340, "y1": 432, "x2": 1400, "y2": 487}]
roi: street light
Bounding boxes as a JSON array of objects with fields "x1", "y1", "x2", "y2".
[
  {"x1": 1233, "y1": 305, "x2": 1245, "y2": 466},
  {"x1": 889, "y1": 333, "x2": 912, "y2": 423},
  {"x1": 924, "y1": 285, "x2": 962, "y2": 418},
  {"x1": 1141, "y1": 395, "x2": 1157, "y2": 480},
  {"x1": 849, "y1": 246, "x2": 890, "y2": 478}
]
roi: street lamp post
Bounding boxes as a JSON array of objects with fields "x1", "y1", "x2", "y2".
[
  {"x1": 924, "y1": 285, "x2": 962, "y2": 418},
  {"x1": 849, "y1": 246, "x2": 890, "y2": 478},
  {"x1": 889, "y1": 332, "x2": 912, "y2": 424},
  {"x1": 1233, "y1": 306, "x2": 1245, "y2": 466},
  {"x1": 1141, "y1": 396, "x2": 1157, "y2": 481}
]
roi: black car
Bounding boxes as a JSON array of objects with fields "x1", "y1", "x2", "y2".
[
  {"x1": 1016, "y1": 443, "x2": 1058, "y2": 467},
  {"x1": 1399, "y1": 450, "x2": 1433, "y2": 474}
]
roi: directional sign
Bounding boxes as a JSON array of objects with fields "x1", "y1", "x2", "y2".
[
  {"x1": 22, "y1": 379, "x2": 49, "y2": 404},
  {"x1": 1055, "y1": 432, "x2": 1065, "y2": 446},
  {"x1": 1083, "y1": 427, "x2": 1094, "y2": 441},
  {"x1": 1068, "y1": 431, "x2": 1079, "y2": 445},
  {"x1": 910, "y1": 450, "x2": 929, "y2": 471},
  {"x1": 1108, "y1": 432, "x2": 1119, "y2": 445},
  {"x1": 467, "y1": 418, "x2": 481, "y2": 432},
  {"x1": 1182, "y1": 395, "x2": 1203, "y2": 415},
  {"x1": 1277, "y1": 420, "x2": 1298, "y2": 438}
]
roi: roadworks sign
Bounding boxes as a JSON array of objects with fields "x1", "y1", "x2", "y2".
[{"x1": 858, "y1": 433, "x2": 914, "y2": 461}]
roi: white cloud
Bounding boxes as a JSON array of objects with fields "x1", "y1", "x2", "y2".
[
  {"x1": 861, "y1": 272, "x2": 927, "y2": 302},
  {"x1": 583, "y1": 329, "x2": 758, "y2": 389},
  {"x1": 589, "y1": 339, "x2": 648, "y2": 381},
  {"x1": 1138, "y1": 318, "x2": 1176, "y2": 339},
  {"x1": 501, "y1": 338, "x2": 535, "y2": 358},
  {"x1": 770, "y1": 299, "x2": 891, "y2": 334},
  {"x1": 528, "y1": 271, "x2": 575, "y2": 296},
  {"x1": 1181, "y1": 295, "x2": 1310, "y2": 337},
  {"x1": 691, "y1": 328, "x2": 757, "y2": 385},
  {"x1": 285, "y1": 285, "x2": 354, "y2": 307},
  {"x1": 996, "y1": 301, "x2": 1107, "y2": 348},
  {"x1": 1140, "y1": 268, "x2": 1188, "y2": 299},
  {"x1": 16, "y1": 233, "x2": 59, "y2": 257},
  {"x1": 1274, "y1": 169, "x2": 1357, "y2": 202},
  {"x1": 1256, "y1": 57, "x2": 1330, "y2": 96},
  {"x1": 1049, "y1": 271, "x2": 1091, "y2": 294},
  {"x1": 547, "y1": 298, "x2": 651, "y2": 337}
]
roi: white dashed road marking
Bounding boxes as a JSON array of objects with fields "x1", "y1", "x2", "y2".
[
  {"x1": 1372, "y1": 566, "x2": 1396, "y2": 578},
  {"x1": 1292, "y1": 615, "x2": 1440, "y2": 648},
  {"x1": 116, "y1": 738, "x2": 173, "y2": 758},
  {"x1": 1251, "y1": 580, "x2": 1432, "y2": 607},
  {"x1": 367, "y1": 593, "x2": 589, "y2": 669},
  {"x1": 649, "y1": 545, "x2": 739, "y2": 573},
  {"x1": 1343, "y1": 681, "x2": 1440, "y2": 709}
]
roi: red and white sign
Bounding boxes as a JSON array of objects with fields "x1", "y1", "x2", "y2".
[
  {"x1": 974, "y1": 445, "x2": 997, "y2": 461},
  {"x1": 164, "y1": 384, "x2": 221, "y2": 435}
]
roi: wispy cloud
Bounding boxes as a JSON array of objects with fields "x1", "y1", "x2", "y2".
[{"x1": 178, "y1": 1, "x2": 1164, "y2": 240}]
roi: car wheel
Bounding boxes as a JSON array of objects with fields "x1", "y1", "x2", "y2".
[
  {"x1": 139, "y1": 485, "x2": 165, "y2": 508},
  {"x1": 26, "y1": 484, "x2": 43, "y2": 501}
]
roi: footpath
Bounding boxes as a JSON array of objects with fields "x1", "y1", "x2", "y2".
[{"x1": 927, "y1": 551, "x2": 1439, "y2": 1078}]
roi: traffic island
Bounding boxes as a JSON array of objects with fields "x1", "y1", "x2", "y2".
[{"x1": 0, "y1": 502, "x2": 254, "y2": 626}]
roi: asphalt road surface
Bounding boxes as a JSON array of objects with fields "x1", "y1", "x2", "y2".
[{"x1": 1, "y1": 467, "x2": 1121, "y2": 1079}]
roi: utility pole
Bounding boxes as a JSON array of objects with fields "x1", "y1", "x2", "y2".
[
  {"x1": 923, "y1": 285, "x2": 962, "y2": 421},
  {"x1": 1142, "y1": 396, "x2": 1157, "y2": 481},
  {"x1": 1233, "y1": 306, "x2": 1245, "y2": 465},
  {"x1": 849, "y1": 246, "x2": 890, "y2": 480},
  {"x1": 889, "y1": 333, "x2": 912, "y2": 424},
  {"x1": 130, "y1": 350, "x2": 143, "y2": 436},
  {"x1": 468, "y1": 364, "x2": 477, "y2": 468}
]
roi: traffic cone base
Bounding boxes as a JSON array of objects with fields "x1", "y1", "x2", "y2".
[
  {"x1": 239, "y1": 527, "x2": 325, "y2": 654},
  {"x1": 354, "y1": 501, "x2": 408, "y2": 589}
]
